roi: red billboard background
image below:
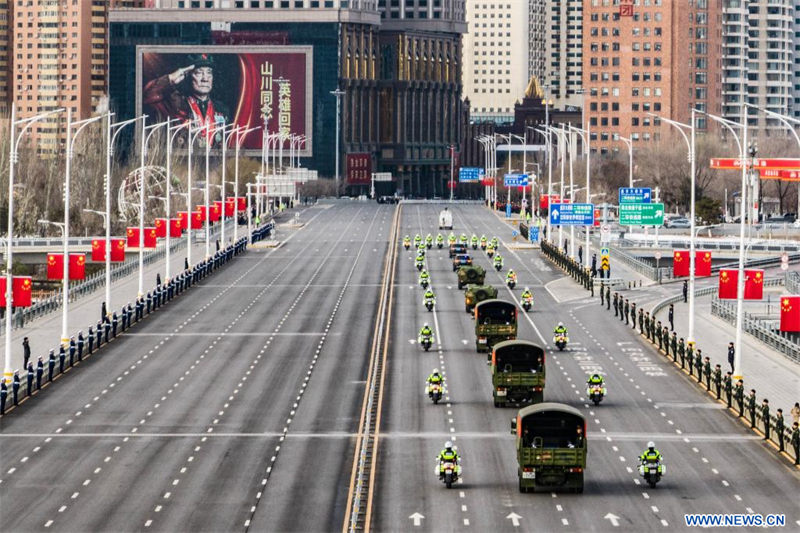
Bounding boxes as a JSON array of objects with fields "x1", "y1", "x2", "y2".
[
  {"x1": 139, "y1": 47, "x2": 311, "y2": 153},
  {"x1": 347, "y1": 153, "x2": 372, "y2": 185}
]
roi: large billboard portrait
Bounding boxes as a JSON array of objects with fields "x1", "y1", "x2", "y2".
[{"x1": 137, "y1": 45, "x2": 313, "y2": 155}]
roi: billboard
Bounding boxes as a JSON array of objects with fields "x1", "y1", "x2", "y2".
[
  {"x1": 347, "y1": 153, "x2": 372, "y2": 185},
  {"x1": 137, "y1": 45, "x2": 313, "y2": 156}
]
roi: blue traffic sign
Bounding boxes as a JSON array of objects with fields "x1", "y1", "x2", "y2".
[
  {"x1": 549, "y1": 203, "x2": 595, "y2": 226},
  {"x1": 503, "y1": 174, "x2": 529, "y2": 187},
  {"x1": 530, "y1": 227, "x2": 539, "y2": 243},
  {"x1": 459, "y1": 167, "x2": 484, "y2": 182},
  {"x1": 506, "y1": 203, "x2": 512, "y2": 218},
  {"x1": 619, "y1": 187, "x2": 652, "y2": 204}
]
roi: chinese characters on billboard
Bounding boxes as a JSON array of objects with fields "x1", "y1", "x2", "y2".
[
  {"x1": 347, "y1": 154, "x2": 372, "y2": 185},
  {"x1": 138, "y1": 46, "x2": 313, "y2": 155}
]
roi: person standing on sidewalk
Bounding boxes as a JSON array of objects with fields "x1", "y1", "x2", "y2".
[
  {"x1": 713, "y1": 364, "x2": 722, "y2": 399},
  {"x1": 578, "y1": 245, "x2": 583, "y2": 264},
  {"x1": 613, "y1": 293, "x2": 619, "y2": 316},
  {"x1": 600, "y1": 283, "x2": 605, "y2": 306},
  {"x1": 606, "y1": 285, "x2": 611, "y2": 310},
  {"x1": 748, "y1": 390, "x2": 757, "y2": 428},
  {"x1": 727, "y1": 342, "x2": 735, "y2": 374},
  {"x1": 723, "y1": 372, "x2": 733, "y2": 407},
  {"x1": 775, "y1": 409, "x2": 785, "y2": 452},
  {"x1": 624, "y1": 299, "x2": 630, "y2": 324},
  {"x1": 734, "y1": 380, "x2": 745, "y2": 416},
  {"x1": 683, "y1": 280, "x2": 688, "y2": 303},
  {"x1": 668, "y1": 304, "x2": 675, "y2": 331},
  {"x1": 791, "y1": 423, "x2": 799, "y2": 464},
  {"x1": 791, "y1": 402, "x2": 800, "y2": 425},
  {"x1": 22, "y1": 337, "x2": 31, "y2": 370},
  {"x1": 761, "y1": 399, "x2": 771, "y2": 440},
  {"x1": 591, "y1": 254, "x2": 597, "y2": 278},
  {"x1": 630, "y1": 302, "x2": 637, "y2": 329}
]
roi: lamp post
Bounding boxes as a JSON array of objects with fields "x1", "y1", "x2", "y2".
[
  {"x1": 64, "y1": 110, "x2": 110, "y2": 344},
  {"x1": 648, "y1": 111, "x2": 696, "y2": 345},
  {"x1": 568, "y1": 124, "x2": 592, "y2": 268},
  {"x1": 331, "y1": 88, "x2": 346, "y2": 196},
  {"x1": 696, "y1": 109, "x2": 748, "y2": 380},
  {"x1": 233, "y1": 126, "x2": 260, "y2": 243},
  {"x1": 534, "y1": 127, "x2": 553, "y2": 238},
  {"x1": 618, "y1": 135, "x2": 634, "y2": 188},
  {"x1": 217, "y1": 123, "x2": 239, "y2": 249},
  {"x1": 165, "y1": 120, "x2": 194, "y2": 279},
  {"x1": 139, "y1": 118, "x2": 172, "y2": 296},
  {"x1": 4, "y1": 106, "x2": 64, "y2": 382},
  {"x1": 185, "y1": 122, "x2": 210, "y2": 269}
]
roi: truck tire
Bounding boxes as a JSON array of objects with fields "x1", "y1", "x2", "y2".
[
  {"x1": 466, "y1": 305, "x2": 471, "y2": 313},
  {"x1": 494, "y1": 401, "x2": 500, "y2": 408},
  {"x1": 458, "y1": 281, "x2": 463, "y2": 289}
]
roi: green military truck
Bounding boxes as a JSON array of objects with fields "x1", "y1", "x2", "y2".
[
  {"x1": 474, "y1": 299, "x2": 517, "y2": 355},
  {"x1": 491, "y1": 340, "x2": 545, "y2": 407},
  {"x1": 458, "y1": 265, "x2": 486, "y2": 289},
  {"x1": 464, "y1": 285, "x2": 498, "y2": 313},
  {"x1": 510, "y1": 403, "x2": 587, "y2": 493}
]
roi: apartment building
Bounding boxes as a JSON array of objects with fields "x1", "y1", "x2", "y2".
[
  {"x1": 546, "y1": 0, "x2": 584, "y2": 110},
  {"x1": 582, "y1": 0, "x2": 722, "y2": 154},
  {"x1": 0, "y1": 2, "x2": 9, "y2": 116}
]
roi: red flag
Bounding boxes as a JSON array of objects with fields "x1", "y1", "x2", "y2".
[
  {"x1": 144, "y1": 227, "x2": 158, "y2": 248},
  {"x1": 780, "y1": 295, "x2": 800, "y2": 332},
  {"x1": 191, "y1": 211, "x2": 204, "y2": 229},
  {"x1": 155, "y1": 218, "x2": 167, "y2": 238},
  {"x1": 744, "y1": 269, "x2": 764, "y2": 300},
  {"x1": 225, "y1": 198, "x2": 236, "y2": 217},
  {"x1": 673, "y1": 250, "x2": 689, "y2": 277},
  {"x1": 1, "y1": 277, "x2": 34, "y2": 307},
  {"x1": 111, "y1": 238, "x2": 126, "y2": 262},
  {"x1": 127, "y1": 227, "x2": 140, "y2": 248},
  {"x1": 47, "y1": 253, "x2": 64, "y2": 280},
  {"x1": 169, "y1": 218, "x2": 183, "y2": 238},
  {"x1": 211, "y1": 202, "x2": 222, "y2": 222},
  {"x1": 196, "y1": 206, "x2": 208, "y2": 223},
  {"x1": 91, "y1": 239, "x2": 105, "y2": 262},
  {"x1": 237, "y1": 196, "x2": 247, "y2": 212},
  {"x1": 695, "y1": 250, "x2": 712, "y2": 277},
  {"x1": 718, "y1": 268, "x2": 738, "y2": 300},
  {"x1": 69, "y1": 253, "x2": 86, "y2": 280},
  {"x1": 177, "y1": 211, "x2": 189, "y2": 229}
]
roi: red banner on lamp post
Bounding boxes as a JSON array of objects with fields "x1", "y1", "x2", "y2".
[
  {"x1": 0, "y1": 277, "x2": 33, "y2": 307},
  {"x1": 744, "y1": 269, "x2": 764, "y2": 300},
  {"x1": 718, "y1": 269, "x2": 739, "y2": 299},
  {"x1": 780, "y1": 295, "x2": 800, "y2": 332}
]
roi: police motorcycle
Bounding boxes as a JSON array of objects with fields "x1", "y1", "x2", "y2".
[
  {"x1": 424, "y1": 294, "x2": 436, "y2": 312},
  {"x1": 520, "y1": 290, "x2": 533, "y2": 313},
  {"x1": 425, "y1": 373, "x2": 445, "y2": 404},
  {"x1": 638, "y1": 443, "x2": 665, "y2": 489},
  {"x1": 471, "y1": 235, "x2": 479, "y2": 250},
  {"x1": 435, "y1": 444, "x2": 461, "y2": 489},
  {"x1": 553, "y1": 323, "x2": 569, "y2": 351},
  {"x1": 506, "y1": 270, "x2": 517, "y2": 289},
  {"x1": 415, "y1": 255, "x2": 425, "y2": 271},
  {"x1": 419, "y1": 326, "x2": 434, "y2": 352},
  {"x1": 419, "y1": 272, "x2": 430, "y2": 290},
  {"x1": 586, "y1": 376, "x2": 607, "y2": 405},
  {"x1": 436, "y1": 234, "x2": 445, "y2": 249},
  {"x1": 480, "y1": 236, "x2": 488, "y2": 251},
  {"x1": 417, "y1": 243, "x2": 426, "y2": 257},
  {"x1": 486, "y1": 244, "x2": 495, "y2": 259},
  {"x1": 403, "y1": 236, "x2": 411, "y2": 250},
  {"x1": 494, "y1": 255, "x2": 504, "y2": 272},
  {"x1": 425, "y1": 234, "x2": 433, "y2": 250}
]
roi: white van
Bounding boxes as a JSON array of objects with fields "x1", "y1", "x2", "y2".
[{"x1": 439, "y1": 208, "x2": 453, "y2": 230}]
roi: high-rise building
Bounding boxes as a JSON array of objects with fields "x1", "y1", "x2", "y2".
[
  {"x1": 463, "y1": 1, "x2": 530, "y2": 123},
  {"x1": 9, "y1": 0, "x2": 112, "y2": 146},
  {"x1": 582, "y1": 0, "x2": 722, "y2": 154},
  {"x1": 794, "y1": 1, "x2": 800, "y2": 118},
  {"x1": 722, "y1": 0, "x2": 793, "y2": 134},
  {"x1": 545, "y1": 0, "x2": 584, "y2": 110},
  {"x1": 529, "y1": 0, "x2": 547, "y2": 85},
  {"x1": 0, "y1": 2, "x2": 9, "y2": 116}
]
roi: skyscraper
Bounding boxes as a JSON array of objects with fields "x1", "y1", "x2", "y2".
[
  {"x1": 0, "y1": 2, "x2": 9, "y2": 116},
  {"x1": 546, "y1": 0, "x2": 584, "y2": 110}
]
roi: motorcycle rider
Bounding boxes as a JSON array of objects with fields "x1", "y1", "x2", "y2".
[
  {"x1": 471, "y1": 234, "x2": 479, "y2": 248},
  {"x1": 423, "y1": 289, "x2": 436, "y2": 308},
  {"x1": 414, "y1": 234, "x2": 422, "y2": 247},
  {"x1": 437, "y1": 441, "x2": 460, "y2": 470},
  {"x1": 425, "y1": 234, "x2": 433, "y2": 247},
  {"x1": 494, "y1": 253, "x2": 504, "y2": 270},
  {"x1": 587, "y1": 373, "x2": 605, "y2": 387},
  {"x1": 448, "y1": 232, "x2": 456, "y2": 244},
  {"x1": 554, "y1": 321, "x2": 568, "y2": 338},
  {"x1": 480, "y1": 235, "x2": 488, "y2": 249},
  {"x1": 415, "y1": 252, "x2": 425, "y2": 268},
  {"x1": 403, "y1": 235, "x2": 411, "y2": 249},
  {"x1": 459, "y1": 233, "x2": 468, "y2": 244},
  {"x1": 521, "y1": 286, "x2": 533, "y2": 302},
  {"x1": 639, "y1": 441, "x2": 663, "y2": 465},
  {"x1": 436, "y1": 234, "x2": 445, "y2": 247},
  {"x1": 491, "y1": 236, "x2": 499, "y2": 249},
  {"x1": 419, "y1": 269, "x2": 430, "y2": 286},
  {"x1": 419, "y1": 323, "x2": 434, "y2": 344},
  {"x1": 506, "y1": 269, "x2": 517, "y2": 285},
  {"x1": 427, "y1": 368, "x2": 443, "y2": 388}
]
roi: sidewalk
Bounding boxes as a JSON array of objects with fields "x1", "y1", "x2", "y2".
[
  {"x1": 652, "y1": 290, "x2": 800, "y2": 415},
  {"x1": 1, "y1": 214, "x2": 283, "y2": 375}
]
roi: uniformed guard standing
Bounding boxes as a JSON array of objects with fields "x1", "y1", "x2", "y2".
[
  {"x1": 670, "y1": 332, "x2": 678, "y2": 361},
  {"x1": 734, "y1": 380, "x2": 745, "y2": 416},
  {"x1": 695, "y1": 349, "x2": 703, "y2": 382},
  {"x1": 12, "y1": 370, "x2": 20, "y2": 406},
  {"x1": 668, "y1": 304, "x2": 675, "y2": 331},
  {"x1": 656, "y1": 323, "x2": 663, "y2": 350},
  {"x1": 678, "y1": 339, "x2": 686, "y2": 369},
  {"x1": 775, "y1": 409, "x2": 785, "y2": 452},
  {"x1": 0, "y1": 379, "x2": 7, "y2": 415},
  {"x1": 87, "y1": 326, "x2": 95, "y2": 354},
  {"x1": 630, "y1": 302, "x2": 636, "y2": 328},
  {"x1": 58, "y1": 346, "x2": 66, "y2": 374},
  {"x1": 644, "y1": 312, "x2": 651, "y2": 340},
  {"x1": 36, "y1": 357, "x2": 43, "y2": 390},
  {"x1": 69, "y1": 337, "x2": 76, "y2": 367},
  {"x1": 26, "y1": 362, "x2": 34, "y2": 397},
  {"x1": 723, "y1": 372, "x2": 733, "y2": 407},
  {"x1": 146, "y1": 291, "x2": 152, "y2": 315},
  {"x1": 96, "y1": 320, "x2": 103, "y2": 348},
  {"x1": 761, "y1": 399, "x2": 770, "y2": 440},
  {"x1": 606, "y1": 285, "x2": 611, "y2": 310},
  {"x1": 713, "y1": 364, "x2": 722, "y2": 399},
  {"x1": 623, "y1": 299, "x2": 630, "y2": 324},
  {"x1": 703, "y1": 356, "x2": 712, "y2": 390},
  {"x1": 77, "y1": 331, "x2": 84, "y2": 362},
  {"x1": 748, "y1": 389, "x2": 757, "y2": 428},
  {"x1": 638, "y1": 308, "x2": 644, "y2": 333},
  {"x1": 613, "y1": 293, "x2": 619, "y2": 316},
  {"x1": 48, "y1": 350, "x2": 56, "y2": 382},
  {"x1": 792, "y1": 423, "x2": 800, "y2": 464},
  {"x1": 112, "y1": 312, "x2": 119, "y2": 338}
]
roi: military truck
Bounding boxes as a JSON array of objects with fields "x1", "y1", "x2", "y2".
[
  {"x1": 457, "y1": 265, "x2": 486, "y2": 290},
  {"x1": 464, "y1": 284, "x2": 498, "y2": 313},
  {"x1": 510, "y1": 403, "x2": 587, "y2": 493},
  {"x1": 492, "y1": 340, "x2": 545, "y2": 407},
  {"x1": 474, "y1": 299, "x2": 517, "y2": 354}
]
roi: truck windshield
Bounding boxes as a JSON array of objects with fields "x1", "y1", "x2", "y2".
[
  {"x1": 477, "y1": 302, "x2": 516, "y2": 325},
  {"x1": 520, "y1": 411, "x2": 584, "y2": 449}
]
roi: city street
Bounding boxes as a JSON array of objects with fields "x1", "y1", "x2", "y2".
[{"x1": 0, "y1": 203, "x2": 797, "y2": 532}]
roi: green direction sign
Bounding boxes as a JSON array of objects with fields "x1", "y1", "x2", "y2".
[{"x1": 619, "y1": 203, "x2": 665, "y2": 226}]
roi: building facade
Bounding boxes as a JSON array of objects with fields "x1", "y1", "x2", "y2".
[
  {"x1": 582, "y1": 0, "x2": 722, "y2": 154},
  {"x1": 720, "y1": 0, "x2": 793, "y2": 134},
  {"x1": 795, "y1": 1, "x2": 800, "y2": 118},
  {"x1": 0, "y1": 2, "x2": 9, "y2": 116},
  {"x1": 110, "y1": 1, "x2": 465, "y2": 195},
  {"x1": 545, "y1": 0, "x2": 584, "y2": 111},
  {"x1": 529, "y1": 0, "x2": 547, "y2": 86},
  {"x1": 463, "y1": 1, "x2": 529, "y2": 123}
]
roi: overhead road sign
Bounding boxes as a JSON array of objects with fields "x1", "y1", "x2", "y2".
[
  {"x1": 619, "y1": 187, "x2": 652, "y2": 204},
  {"x1": 496, "y1": 145, "x2": 547, "y2": 153},
  {"x1": 549, "y1": 203, "x2": 595, "y2": 226},
  {"x1": 619, "y1": 203, "x2": 664, "y2": 226},
  {"x1": 504, "y1": 174, "x2": 529, "y2": 187},
  {"x1": 459, "y1": 167, "x2": 484, "y2": 182},
  {"x1": 760, "y1": 169, "x2": 800, "y2": 181},
  {"x1": 371, "y1": 172, "x2": 393, "y2": 182},
  {"x1": 710, "y1": 158, "x2": 800, "y2": 171}
]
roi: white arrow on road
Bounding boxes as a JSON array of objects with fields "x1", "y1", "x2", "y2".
[
  {"x1": 409, "y1": 513, "x2": 425, "y2": 526},
  {"x1": 604, "y1": 513, "x2": 621, "y2": 527},
  {"x1": 506, "y1": 512, "x2": 523, "y2": 527}
]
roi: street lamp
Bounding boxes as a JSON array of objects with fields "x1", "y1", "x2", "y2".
[
  {"x1": 165, "y1": 119, "x2": 195, "y2": 280},
  {"x1": 140, "y1": 118, "x2": 172, "y2": 296},
  {"x1": 37, "y1": 220, "x2": 67, "y2": 342},
  {"x1": 64, "y1": 110, "x2": 111, "y2": 344},
  {"x1": 232, "y1": 126, "x2": 260, "y2": 243},
  {"x1": 618, "y1": 135, "x2": 634, "y2": 188},
  {"x1": 550, "y1": 127, "x2": 569, "y2": 251},
  {"x1": 568, "y1": 124, "x2": 592, "y2": 268},
  {"x1": 331, "y1": 88, "x2": 346, "y2": 196},
  {"x1": 534, "y1": 127, "x2": 554, "y2": 239},
  {"x1": 185, "y1": 122, "x2": 211, "y2": 269},
  {"x1": 695, "y1": 109, "x2": 748, "y2": 380}
]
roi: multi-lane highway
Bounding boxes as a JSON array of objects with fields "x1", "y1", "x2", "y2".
[{"x1": 1, "y1": 202, "x2": 797, "y2": 532}]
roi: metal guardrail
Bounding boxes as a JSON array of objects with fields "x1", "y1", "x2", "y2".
[
  {"x1": 786, "y1": 272, "x2": 800, "y2": 295},
  {"x1": 0, "y1": 220, "x2": 238, "y2": 334},
  {"x1": 0, "y1": 237, "x2": 102, "y2": 250},
  {"x1": 711, "y1": 253, "x2": 800, "y2": 274},
  {"x1": 711, "y1": 294, "x2": 800, "y2": 363},
  {"x1": 591, "y1": 235, "x2": 664, "y2": 281},
  {"x1": 617, "y1": 237, "x2": 800, "y2": 253},
  {"x1": 399, "y1": 199, "x2": 485, "y2": 205}
]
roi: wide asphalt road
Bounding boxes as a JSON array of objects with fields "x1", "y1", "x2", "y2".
[
  {"x1": 0, "y1": 202, "x2": 393, "y2": 532},
  {"x1": 371, "y1": 204, "x2": 800, "y2": 533}
]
